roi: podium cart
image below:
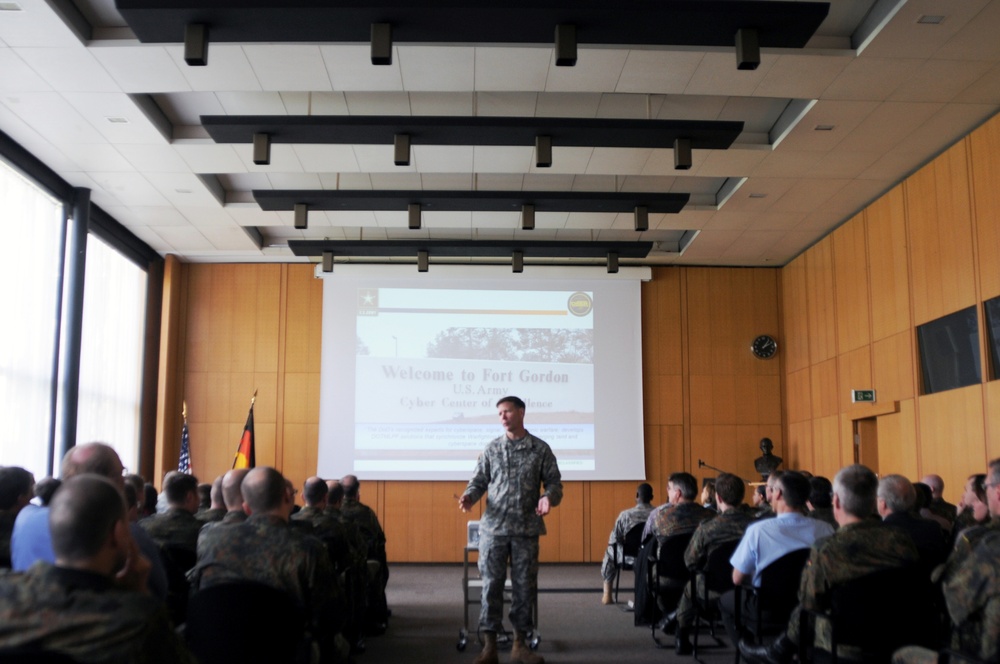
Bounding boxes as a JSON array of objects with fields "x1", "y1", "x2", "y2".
[{"x1": 457, "y1": 522, "x2": 539, "y2": 652}]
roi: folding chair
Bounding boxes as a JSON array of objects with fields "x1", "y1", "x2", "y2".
[
  {"x1": 650, "y1": 531, "x2": 695, "y2": 648},
  {"x1": 613, "y1": 523, "x2": 645, "y2": 603},
  {"x1": 691, "y1": 539, "x2": 741, "y2": 658},
  {"x1": 733, "y1": 547, "x2": 811, "y2": 664}
]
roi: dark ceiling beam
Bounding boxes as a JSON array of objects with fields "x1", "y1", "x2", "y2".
[
  {"x1": 254, "y1": 190, "x2": 690, "y2": 214},
  {"x1": 287, "y1": 239, "x2": 655, "y2": 259},
  {"x1": 202, "y1": 116, "x2": 743, "y2": 150},
  {"x1": 115, "y1": 1, "x2": 828, "y2": 49}
]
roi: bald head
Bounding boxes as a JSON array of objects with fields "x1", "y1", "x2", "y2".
[
  {"x1": 341, "y1": 474, "x2": 360, "y2": 500},
  {"x1": 921, "y1": 475, "x2": 944, "y2": 500},
  {"x1": 210, "y1": 475, "x2": 224, "y2": 509},
  {"x1": 877, "y1": 474, "x2": 916, "y2": 516},
  {"x1": 49, "y1": 474, "x2": 126, "y2": 567},
  {"x1": 221, "y1": 468, "x2": 250, "y2": 511},
  {"x1": 326, "y1": 479, "x2": 344, "y2": 507},
  {"x1": 61, "y1": 443, "x2": 124, "y2": 484},
  {"x1": 242, "y1": 467, "x2": 290, "y2": 517},
  {"x1": 303, "y1": 476, "x2": 328, "y2": 507}
]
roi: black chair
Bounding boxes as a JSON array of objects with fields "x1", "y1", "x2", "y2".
[
  {"x1": 159, "y1": 544, "x2": 196, "y2": 625},
  {"x1": 691, "y1": 539, "x2": 741, "y2": 658},
  {"x1": 0, "y1": 649, "x2": 83, "y2": 664},
  {"x1": 733, "y1": 547, "x2": 812, "y2": 664},
  {"x1": 797, "y1": 564, "x2": 938, "y2": 664},
  {"x1": 650, "y1": 531, "x2": 695, "y2": 647},
  {"x1": 613, "y1": 523, "x2": 646, "y2": 603},
  {"x1": 184, "y1": 581, "x2": 309, "y2": 664}
]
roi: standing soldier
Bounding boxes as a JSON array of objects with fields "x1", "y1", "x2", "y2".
[{"x1": 459, "y1": 396, "x2": 563, "y2": 664}]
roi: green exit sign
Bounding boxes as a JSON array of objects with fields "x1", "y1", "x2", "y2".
[{"x1": 851, "y1": 390, "x2": 876, "y2": 403}]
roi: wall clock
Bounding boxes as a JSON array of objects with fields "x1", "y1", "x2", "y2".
[{"x1": 751, "y1": 335, "x2": 778, "y2": 359}]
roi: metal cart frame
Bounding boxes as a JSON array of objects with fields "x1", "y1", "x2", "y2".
[{"x1": 457, "y1": 543, "x2": 540, "y2": 652}]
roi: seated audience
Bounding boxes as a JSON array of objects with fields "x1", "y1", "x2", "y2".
[
  {"x1": 806, "y1": 476, "x2": 837, "y2": 530},
  {"x1": 954, "y1": 473, "x2": 989, "y2": 534},
  {"x1": 0, "y1": 467, "x2": 34, "y2": 569},
  {"x1": 139, "y1": 471, "x2": 202, "y2": 556},
  {"x1": 921, "y1": 473, "x2": 958, "y2": 524},
  {"x1": 642, "y1": 472, "x2": 712, "y2": 542},
  {"x1": 341, "y1": 474, "x2": 390, "y2": 632},
  {"x1": 0, "y1": 474, "x2": 196, "y2": 663},
  {"x1": 669, "y1": 473, "x2": 753, "y2": 655},
  {"x1": 720, "y1": 471, "x2": 834, "y2": 647},
  {"x1": 752, "y1": 483, "x2": 773, "y2": 519},
  {"x1": 10, "y1": 443, "x2": 167, "y2": 599},
  {"x1": 33, "y1": 476, "x2": 60, "y2": 507},
  {"x1": 195, "y1": 475, "x2": 226, "y2": 523},
  {"x1": 600, "y1": 482, "x2": 655, "y2": 605},
  {"x1": 701, "y1": 479, "x2": 717, "y2": 512},
  {"x1": 739, "y1": 465, "x2": 919, "y2": 664},
  {"x1": 877, "y1": 474, "x2": 947, "y2": 574},
  {"x1": 914, "y1": 482, "x2": 952, "y2": 533}
]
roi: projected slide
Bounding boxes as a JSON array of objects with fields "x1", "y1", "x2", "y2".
[
  {"x1": 354, "y1": 288, "x2": 596, "y2": 473},
  {"x1": 316, "y1": 265, "x2": 646, "y2": 481}
]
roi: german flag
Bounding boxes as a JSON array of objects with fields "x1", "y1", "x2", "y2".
[{"x1": 233, "y1": 402, "x2": 255, "y2": 469}]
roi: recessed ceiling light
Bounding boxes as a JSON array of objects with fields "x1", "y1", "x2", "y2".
[
  {"x1": 917, "y1": 15, "x2": 945, "y2": 25},
  {"x1": 814, "y1": 124, "x2": 835, "y2": 131},
  {"x1": 749, "y1": 193, "x2": 768, "y2": 199},
  {"x1": 105, "y1": 117, "x2": 130, "y2": 124},
  {"x1": 0, "y1": 3, "x2": 23, "y2": 11}
]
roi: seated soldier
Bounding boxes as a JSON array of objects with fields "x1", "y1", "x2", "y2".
[
  {"x1": 195, "y1": 476, "x2": 226, "y2": 523},
  {"x1": 139, "y1": 471, "x2": 203, "y2": 556},
  {"x1": 877, "y1": 474, "x2": 947, "y2": 575},
  {"x1": 0, "y1": 474, "x2": 195, "y2": 663},
  {"x1": 599, "y1": 482, "x2": 655, "y2": 605},
  {"x1": 806, "y1": 476, "x2": 837, "y2": 530},
  {"x1": 191, "y1": 467, "x2": 343, "y2": 659},
  {"x1": 293, "y1": 477, "x2": 354, "y2": 573},
  {"x1": 667, "y1": 473, "x2": 754, "y2": 655},
  {"x1": 953, "y1": 473, "x2": 990, "y2": 534},
  {"x1": 740, "y1": 465, "x2": 919, "y2": 664},
  {"x1": 0, "y1": 467, "x2": 34, "y2": 569},
  {"x1": 341, "y1": 474, "x2": 389, "y2": 632}
]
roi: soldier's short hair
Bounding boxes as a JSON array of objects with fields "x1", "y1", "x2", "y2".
[
  {"x1": 124, "y1": 473, "x2": 146, "y2": 509},
  {"x1": 303, "y1": 477, "x2": 328, "y2": 506},
  {"x1": 197, "y1": 483, "x2": 212, "y2": 509},
  {"x1": 34, "y1": 477, "x2": 61, "y2": 507},
  {"x1": 834, "y1": 464, "x2": 879, "y2": 518},
  {"x1": 776, "y1": 471, "x2": 811, "y2": 509},
  {"x1": 637, "y1": 482, "x2": 653, "y2": 503},
  {"x1": 809, "y1": 476, "x2": 833, "y2": 509},
  {"x1": 755, "y1": 485, "x2": 767, "y2": 502},
  {"x1": 715, "y1": 473, "x2": 745, "y2": 507},
  {"x1": 50, "y1": 474, "x2": 125, "y2": 562},
  {"x1": 913, "y1": 482, "x2": 932, "y2": 510},
  {"x1": 0, "y1": 466, "x2": 34, "y2": 510},
  {"x1": 163, "y1": 470, "x2": 199, "y2": 506},
  {"x1": 969, "y1": 473, "x2": 987, "y2": 504},
  {"x1": 668, "y1": 472, "x2": 698, "y2": 501},
  {"x1": 222, "y1": 468, "x2": 249, "y2": 511},
  {"x1": 328, "y1": 481, "x2": 345, "y2": 505},
  {"x1": 242, "y1": 467, "x2": 286, "y2": 513},
  {"x1": 496, "y1": 395, "x2": 526, "y2": 410},
  {"x1": 342, "y1": 474, "x2": 360, "y2": 499},
  {"x1": 877, "y1": 474, "x2": 915, "y2": 513},
  {"x1": 61, "y1": 442, "x2": 123, "y2": 481}
]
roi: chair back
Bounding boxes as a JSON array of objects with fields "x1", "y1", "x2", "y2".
[
  {"x1": 621, "y1": 523, "x2": 645, "y2": 562},
  {"x1": 702, "y1": 539, "x2": 740, "y2": 595},
  {"x1": 757, "y1": 547, "x2": 811, "y2": 615},
  {"x1": 655, "y1": 531, "x2": 695, "y2": 586},
  {"x1": 815, "y1": 564, "x2": 937, "y2": 661},
  {"x1": 185, "y1": 581, "x2": 307, "y2": 664},
  {"x1": 0, "y1": 650, "x2": 82, "y2": 664}
]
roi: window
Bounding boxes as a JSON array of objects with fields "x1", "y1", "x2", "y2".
[
  {"x1": 917, "y1": 306, "x2": 981, "y2": 395},
  {"x1": 0, "y1": 160, "x2": 65, "y2": 478},
  {"x1": 76, "y1": 234, "x2": 148, "y2": 473}
]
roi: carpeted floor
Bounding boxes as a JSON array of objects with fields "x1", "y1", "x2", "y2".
[{"x1": 360, "y1": 564, "x2": 738, "y2": 664}]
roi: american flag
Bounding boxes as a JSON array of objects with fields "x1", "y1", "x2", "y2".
[{"x1": 178, "y1": 420, "x2": 192, "y2": 474}]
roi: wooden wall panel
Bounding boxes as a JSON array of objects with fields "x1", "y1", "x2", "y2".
[
  {"x1": 867, "y1": 186, "x2": 911, "y2": 341},
  {"x1": 872, "y1": 332, "x2": 916, "y2": 403},
  {"x1": 875, "y1": 399, "x2": 918, "y2": 478},
  {"x1": 806, "y1": 239, "x2": 838, "y2": 365},
  {"x1": 785, "y1": 368, "x2": 811, "y2": 424},
  {"x1": 811, "y1": 415, "x2": 842, "y2": 478},
  {"x1": 786, "y1": 420, "x2": 813, "y2": 473},
  {"x1": 809, "y1": 359, "x2": 839, "y2": 420},
  {"x1": 986, "y1": 381, "x2": 1000, "y2": 461},
  {"x1": 838, "y1": 347, "x2": 873, "y2": 414},
  {"x1": 906, "y1": 144, "x2": 977, "y2": 326},
  {"x1": 917, "y1": 386, "x2": 986, "y2": 506},
  {"x1": 782, "y1": 258, "x2": 811, "y2": 373},
  {"x1": 833, "y1": 213, "x2": 872, "y2": 354},
  {"x1": 969, "y1": 114, "x2": 1000, "y2": 300}
]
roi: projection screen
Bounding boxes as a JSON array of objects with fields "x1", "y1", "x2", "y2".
[{"x1": 316, "y1": 265, "x2": 648, "y2": 481}]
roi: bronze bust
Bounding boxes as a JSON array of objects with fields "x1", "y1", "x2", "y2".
[{"x1": 753, "y1": 437, "x2": 782, "y2": 480}]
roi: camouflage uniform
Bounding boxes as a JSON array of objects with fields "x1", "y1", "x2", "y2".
[
  {"x1": 0, "y1": 562, "x2": 196, "y2": 664},
  {"x1": 340, "y1": 498, "x2": 386, "y2": 557},
  {"x1": 787, "y1": 520, "x2": 919, "y2": 654},
  {"x1": 194, "y1": 507, "x2": 226, "y2": 523},
  {"x1": 190, "y1": 513, "x2": 338, "y2": 631},
  {"x1": 807, "y1": 507, "x2": 838, "y2": 531},
  {"x1": 935, "y1": 525, "x2": 1000, "y2": 659},
  {"x1": 675, "y1": 504, "x2": 754, "y2": 629},
  {"x1": 138, "y1": 507, "x2": 202, "y2": 554},
  {"x1": 648, "y1": 501, "x2": 713, "y2": 543},
  {"x1": 933, "y1": 517, "x2": 1000, "y2": 586},
  {"x1": 292, "y1": 506, "x2": 355, "y2": 573},
  {"x1": 754, "y1": 503, "x2": 775, "y2": 519},
  {"x1": 600, "y1": 501, "x2": 655, "y2": 581},
  {"x1": 927, "y1": 498, "x2": 958, "y2": 524},
  {"x1": 462, "y1": 432, "x2": 562, "y2": 633}
]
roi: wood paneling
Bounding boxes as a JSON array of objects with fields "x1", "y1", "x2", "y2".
[
  {"x1": 806, "y1": 239, "x2": 838, "y2": 365},
  {"x1": 906, "y1": 143, "x2": 977, "y2": 326},
  {"x1": 875, "y1": 399, "x2": 918, "y2": 478},
  {"x1": 872, "y1": 332, "x2": 916, "y2": 403},
  {"x1": 838, "y1": 347, "x2": 873, "y2": 414},
  {"x1": 986, "y1": 381, "x2": 1000, "y2": 460},
  {"x1": 918, "y1": 386, "x2": 986, "y2": 506},
  {"x1": 809, "y1": 359, "x2": 839, "y2": 420},
  {"x1": 867, "y1": 186, "x2": 911, "y2": 341},
  {"x1": 833, "y1": 213, "x2": 872, "y2": 354},
  {"x1": 969, "y1": 114, "x2": 1000, "y2": 300},
  {"x1": 782, "y1": 258, "x2": 810, "y2": 373}
]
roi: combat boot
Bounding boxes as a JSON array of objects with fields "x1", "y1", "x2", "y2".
[
  {"x1": 473, "y1": 631, "x2": 498, "y2": 664},
  {"x1": 601, "y1": 581, "x2": 613, "y2": 605},
  {"x1": 510, "y1": 631, "x2": 544, "y2": 664}
]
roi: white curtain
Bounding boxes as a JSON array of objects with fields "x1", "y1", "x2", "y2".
[
  {"x1": 76, "y1": 234, "x2": 147, "y2": 475},
  {"x1": 0, "y1": 160, "x2": 64, "y2": 478}
]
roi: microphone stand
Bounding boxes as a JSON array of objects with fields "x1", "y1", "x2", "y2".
[{"x1": 697, "y1": 459, "x2": 760, "y2": 485}]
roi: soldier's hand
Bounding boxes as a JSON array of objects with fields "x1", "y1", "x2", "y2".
[
  {"x1": 458, "y1": 494, "x2": 474, "y2": 513},
  {"x1": 536, "y1": 495, "x2": 551, "y2": 516},
  {"x1": 115, "y1": 534, "x2": 152, "y2": 595}
]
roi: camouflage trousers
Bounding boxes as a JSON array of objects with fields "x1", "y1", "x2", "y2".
[{"x1": 477, "y1": 533, "x2": 539, "y2": 633}]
